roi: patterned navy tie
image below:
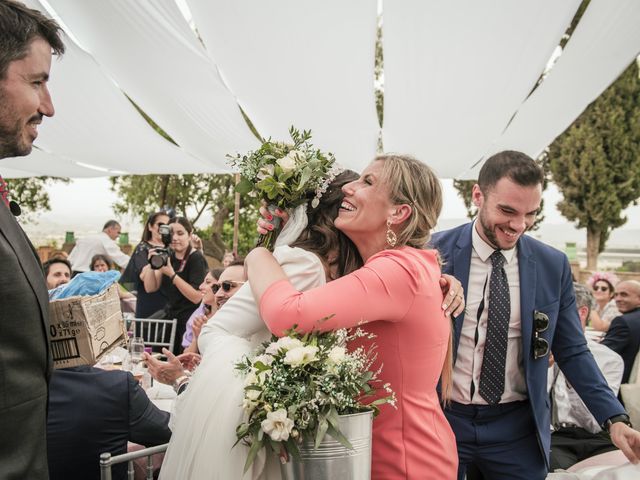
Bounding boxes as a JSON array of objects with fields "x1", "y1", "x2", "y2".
[{"x1": 479, "y1": 250, "x2": 511, "y2": 405}]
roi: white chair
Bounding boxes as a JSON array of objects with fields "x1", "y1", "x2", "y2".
[
  {"x1": 130, "y1": 318, "x2": 177, "y2": 353},
  {"x1": 100, "y1": 443, "x2": 168, "y2": 480}
]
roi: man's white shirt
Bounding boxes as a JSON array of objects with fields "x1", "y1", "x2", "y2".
[
  {"x1": 68, "y1": 232, "x2": 130, "y2": 272},
  {"x1": 549, "y1": 339, "x2": 623, "y2": 433},
  {"x1": 451, "y1": 221, "x2": 527, "y2": 404}
]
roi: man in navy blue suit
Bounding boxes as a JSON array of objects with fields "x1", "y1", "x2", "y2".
[
  {"x1": 47, "y1": 365, "x2": 172, "y2": 480},
  {"x1": 430, "y1": 151, "x2": 640, "y2": 480},
  {"x1": 602, "y1": 280, "x2": 640, "y2": 385}
]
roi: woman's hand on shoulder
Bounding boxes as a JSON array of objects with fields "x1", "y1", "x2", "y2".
[
  {"x1": 440, "y1": 273, "x2": 465, "y2": 317},
  {"x1": 257, "y1": 203, "x2": 289, "y2": 235},
  {"x1": 190, "y1": 234, "x2": 203, "y2": 250}
]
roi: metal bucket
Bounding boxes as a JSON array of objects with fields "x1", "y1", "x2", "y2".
[{"x1": 279, "y1": 410, "x2": 373, "y2": 480}]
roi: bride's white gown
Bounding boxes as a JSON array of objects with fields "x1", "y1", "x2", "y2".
[{"x1": 159, "y1": 246, "x2": 326, "y2": 479}]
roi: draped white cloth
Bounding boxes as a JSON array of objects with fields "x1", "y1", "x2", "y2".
[
  {"x1": 462, "y1": 0, "x2": 640, "y2": 179},
  {"x1": 5, "y1": 1, "x2": 212, "y2": 177},
  {"x1": 187, "y1": 0, "x2": 379, "y2": 172},
  {"x1": 3, "y1": 1, "x2": 640, "y2": 179},
  {"x1": 1, "y1": 148, "x2": 98, "y2": 178},
  {"x1": 382, "y1": 0, "x2": 582, "y2": 177},
  {"x1": 47, "y1": 0, "x2": 258, "y2": 170}
]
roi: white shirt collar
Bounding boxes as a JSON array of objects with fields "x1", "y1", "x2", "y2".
[{"x1": 471, "y1": 220, "x2": 517, "y2": 264}]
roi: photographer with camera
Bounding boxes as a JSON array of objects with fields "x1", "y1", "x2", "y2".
[
  {"x1": 120, "y1": 211, "x2": 171, "y2": 318},
  {"x1": 141, "y1": 216, "x2": 208, "y2": 355}
]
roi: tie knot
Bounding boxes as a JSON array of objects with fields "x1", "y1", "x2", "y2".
[{"x1": 490, "y1": 250, "x2": 505, "y2": 269}]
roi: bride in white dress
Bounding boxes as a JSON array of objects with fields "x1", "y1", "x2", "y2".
[{"x1": 159, "y1": 170, "x2": 362, "y2": 479}]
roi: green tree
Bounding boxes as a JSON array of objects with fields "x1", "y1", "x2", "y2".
[
  {"x1": 548, "y1": 61, "x2": 640, "y2": 270},
  {"x1": 109, "y1": 174, "x2": 260, "y2": 259},
  {"x1": 4, "y1": 176, "x2": 69, "y2": 222}
]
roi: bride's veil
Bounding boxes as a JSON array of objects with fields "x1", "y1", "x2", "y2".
[{"x1": 273, "y1": 203, "x2": 309, "y2": 248}]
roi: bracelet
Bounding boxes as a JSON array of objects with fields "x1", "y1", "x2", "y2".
[
  {"x1": 170, "y1": 273, "x2": 178, "y2": 284},
  {"x1": 172, "y1": 374, "x2": 190, "y2": 394},
  {"x1": 602, "y1": 414, "x2": 632, "y2": 432}
]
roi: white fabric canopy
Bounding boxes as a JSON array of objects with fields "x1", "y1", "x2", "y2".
[
  {"x1": 5, "y1": 0, "x2": 215, "y2": 177},
  {"x1": 382, "y1": 0, "x2": 582, "y2": 177},
  {"x1": 461, "y1": 0, "x2": 640, "y2": 179},
  {"x1": 2, "y1": 148, "x2": 99, "y2": 178},
  {"x1": 2, "y1": 1, "x2": 640, "y2": 180},
  {"x1": 187, "y1": 0, "x2": 379, "y2": 172},
  {"x1": 47, "y1": 0, "x2": 258, "y2": 169}
]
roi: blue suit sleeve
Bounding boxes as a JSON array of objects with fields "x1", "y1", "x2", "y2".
[
  {"x1": 126, "y1": 374, "x2": 172, "y2": 446},
  {"x1": 601, "y1": 316, "x2": 630, "y2": 355}
]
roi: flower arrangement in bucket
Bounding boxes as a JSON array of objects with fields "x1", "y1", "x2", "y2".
[
  {"x1": 234, "y1": 324, "x2": 395, "y2": 473},
  {"x1": 227, "y1": 126, "x2": 341, "y2": 250}
]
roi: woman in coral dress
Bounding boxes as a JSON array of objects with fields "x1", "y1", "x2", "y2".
[{"x1": 246, "y1": 154, "x2": 458, "y2": 479}]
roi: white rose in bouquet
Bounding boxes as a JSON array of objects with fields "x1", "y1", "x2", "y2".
[
  {"x1": 261, "y1": 409, "x2": 294, "y2": 442},
  {"x1": 276, "y1": 150, "x2": 302, "y2": 172},
  {"x1": 256, "y1": 164, "x2": 275, "y2": 180},
  {"x1": 327, "y1": 346, "x2": 346, "y2": 365},
  {"x1": 284, "y1": 345, "x2": 319, "y2": 367},
  {"x1": 265, "y1": 336, "x2": 304, "y2": 355},
  {"x1": 254, "y1": 354, "x2": 274, "y2": 366}
]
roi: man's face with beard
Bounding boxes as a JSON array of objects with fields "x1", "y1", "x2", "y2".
[
  {"x1": 472, "y1": 177, "x2": 541, "y2": 251},
  {"x1": 0, "y1": 37, "x2": 54, "y2": 159}
]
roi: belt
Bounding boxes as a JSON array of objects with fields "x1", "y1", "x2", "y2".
[{"x1": 554, "y1": 422, "x2": 580, "y2": 430}]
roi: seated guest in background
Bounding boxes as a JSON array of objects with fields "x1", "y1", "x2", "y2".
[
  {"x1": 602, "y1": 280, "x2": 640, "y2": 386},
  {"x1": 145, "y1": 261, "x2": 246, "y2": 387},
  {"x1": 68, "y1": 220, "x2": 130, "y2": 274},
  {"x1": 120, "y1": 211, "x2": 171, "y2": 318},
  {"x1": 43, "y1": 257, "x2": 72, "y2": 290},
  {"x1": 47, "y1": 363, "x2": 171, "y2": 480},
  {"x1": 587, "y1": 271, "x2": 621, "y2": 332},
  {"x1": 90, "y1": 253, "x2": 112, "y2": 272},
  {"x1": 549, "y1": 283, "x2": 624, "y2": 471},
  {"x1": 90, "y1": 253, "x2": 135, "y2": 302},
  {"x1": 181, "y1": 267, "x2": 223, "y2": 354}
]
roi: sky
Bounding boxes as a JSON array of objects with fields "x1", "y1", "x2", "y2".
[{"x1": 24, "y1": 176, "x2": 640, "y2": 252}]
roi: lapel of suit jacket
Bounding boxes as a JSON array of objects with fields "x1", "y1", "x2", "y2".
[
  {"x1": 0, "y1": 203, "x2": 51, "y2": 353},
  {"x1": 452, "y1": 223, "x2": 473, "y2": 355},
  {"x1": 517, "y1": 235, "x2": 536, "y2": 364}
]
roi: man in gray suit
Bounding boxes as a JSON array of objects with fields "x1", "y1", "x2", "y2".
[{"x1": 0, "y1": 1, "x2": 65, "y2": 478}]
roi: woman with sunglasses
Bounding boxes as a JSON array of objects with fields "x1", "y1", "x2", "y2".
[
  {"x1": 181, "y1": 267, "x2": 223, "y2": 354},
  {"x1": 587, "y1": 272, "x2": 621, "y2": 332},
  {"x1": 120, "y1": 210, "x2": 171, "y2": 318},
  {"x1": 246, "y1": 155, "x2": 459, "y2": 479},
  {"x1": 141, "y1": 216, "x2": 208, "y2": 355}
]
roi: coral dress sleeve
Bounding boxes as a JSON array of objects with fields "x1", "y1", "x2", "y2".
[{"x1": 259, "y1": 248, "x2": 441, "y2": 336}]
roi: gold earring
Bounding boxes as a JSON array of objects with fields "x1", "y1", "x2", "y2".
[{"x1": 386, "y1": 220, "x2": 397, "y2": 248}]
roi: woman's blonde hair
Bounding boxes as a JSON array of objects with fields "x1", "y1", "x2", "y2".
[
  {"x1": 376, "y1": 154, "x2": 443, "y2": 248},
  {"x1": 376, "y1": 153, "x2": 452, "y2": 401}
]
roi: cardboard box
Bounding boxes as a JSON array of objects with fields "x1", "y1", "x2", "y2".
[{"x1": 49, "y1": 284, "x2": 127, "y2": 369}]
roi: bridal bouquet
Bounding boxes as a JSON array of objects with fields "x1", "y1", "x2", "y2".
[
  {"x1": 227, "y1": 126, "x2": 340, "y2": 250},
  {"x1": 235, "y1": 326, "x2": 395, "y2": 472}
]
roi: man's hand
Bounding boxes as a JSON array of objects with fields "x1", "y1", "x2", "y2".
[
  {"x1": 143, "y1": 348, "x2": 195, "y2": 385},
  {"x1": 439, "y1": 274, "x2": 465, "y2": 317},
  {"x1": 176, "y1": 351, "x2": 201, "y2": 371},
  {"x1": 610, "y1": 422, "x2": 640, "y2": 464}
]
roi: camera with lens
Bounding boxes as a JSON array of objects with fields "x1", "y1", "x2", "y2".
[{"x1": 149, "y1": 224, "x2": 173, "y2": 270}]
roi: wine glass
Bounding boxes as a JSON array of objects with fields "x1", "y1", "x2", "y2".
[{"x1": 129, "y1": 336, "x2": 145, "y2": 369}]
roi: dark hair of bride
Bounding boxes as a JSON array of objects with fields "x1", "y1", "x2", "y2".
[{"x1": 290, "y1": 170, "x2": 364, "y2": 279}]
